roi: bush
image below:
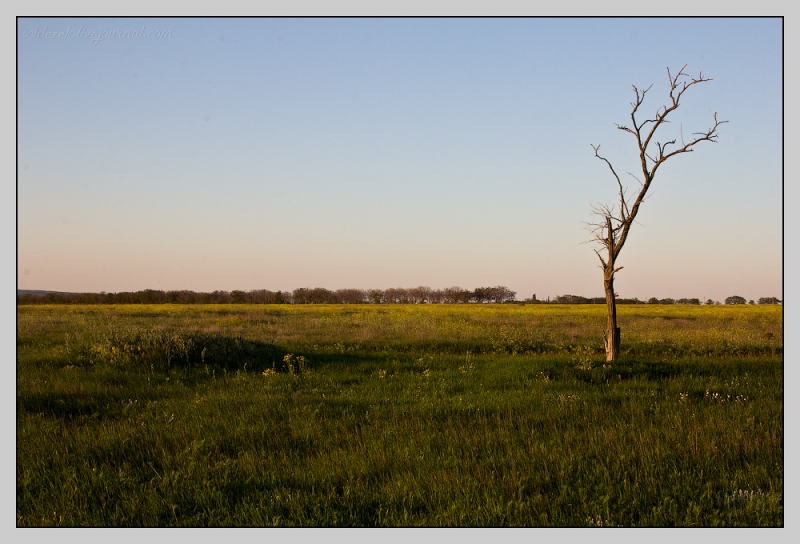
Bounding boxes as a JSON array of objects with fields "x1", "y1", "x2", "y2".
[
  {"x1": 72, "y1": 328, "x2": 281, "y2": 372},
  {"x1": 725, "y1": 296, "x2": 747, "y2": 305}
]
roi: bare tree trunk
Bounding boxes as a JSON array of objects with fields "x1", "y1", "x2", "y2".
[
  {"x1": 602, "y1": 216, "x2": 621, "y2": 361},
  {"x1": 604, "y1": 273, "x2": 620, "y2": 361}
]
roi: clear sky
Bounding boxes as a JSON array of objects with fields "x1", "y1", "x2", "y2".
[{"x1": 16, "y1": 17, "x2": 782, "y2": 302}]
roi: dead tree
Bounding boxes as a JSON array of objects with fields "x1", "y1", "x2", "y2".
[{"x1": 590, "y1": 65, "x2": 726, "y2": 361}]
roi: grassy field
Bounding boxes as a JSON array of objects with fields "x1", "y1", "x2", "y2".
[{"x1": 16, "y1": 303, "x2": 783, "y2": 526}]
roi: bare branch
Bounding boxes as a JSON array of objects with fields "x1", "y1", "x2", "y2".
[
  {"x1": 594, "y1": 249, "x2": 607, "y2": 269},
  {"x1": 592, "y1": 145, "x2": 628, "y2": 223},
  {"x1": 626, "y1": 171, "x2": 643, "y2": 187},
  {"x1": 651, "y1": 112, "x2": 727, "y2": 178}
]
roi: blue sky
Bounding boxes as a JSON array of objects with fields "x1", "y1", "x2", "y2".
[{"x1": 16, "y1": 17, "x2": 782, "y2": 301}]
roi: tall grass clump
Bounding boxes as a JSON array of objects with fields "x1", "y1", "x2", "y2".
[{"x1": 66, "y1": 326, "x2": 281, "y2": 373}]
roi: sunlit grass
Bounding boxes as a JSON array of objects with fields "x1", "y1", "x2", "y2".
[
  {"x1": 17, "y1": 303, "x2": 783, "y2": 358},
  {"x1": 17, "y1": 304, "x2": 782, "y2": 526}
]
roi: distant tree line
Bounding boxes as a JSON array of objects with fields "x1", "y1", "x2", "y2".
[
  {"x1": 530, "y1": 295, "x2": 700, "y2": 305},
  {"x1": 721, "y1": 296, "x2": 782, "y2": 306},
  {"x1": 291, "y1": 286, "x2": 517, "y2": 304},
  {"x1": 534, "y1": 294, "x2": 646, "y2": 305},
  {"x1": 16, "y1": 286, "x2": 514, "y2": 305},
  {"x1": 15, "y1": 289, "x2": 292, "y2": 305},
  {"x1": 533, "y1": 295, "x2": 781, "y2": 306},
  {"x1": 16, "y1": 287, "x2": 781, "y2": 306}
]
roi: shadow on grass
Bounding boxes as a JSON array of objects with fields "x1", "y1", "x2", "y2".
[
  {"x1": 18, "y1": 389, "x2": 154, "y2": 421},
  {"x1": 532, "y1": 354, "x2": 781, "y2": 385},
  {"x1": 19, "y1": 334, "x2": 286, "y2": 421},
  {"x1": 65, "y1": 332, "x2": 285, "y2": 373}
]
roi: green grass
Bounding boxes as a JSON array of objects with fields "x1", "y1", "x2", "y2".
[{"x1": 17, "y1": 304, "x2": 783, "y2": 526}]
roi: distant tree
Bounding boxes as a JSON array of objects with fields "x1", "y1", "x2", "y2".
[
  {"x1": 366, "y1": 289, "x2": 384, "y2": 304},
  {"x1": 647, "y1": 297, "x2": 660, "y2": 304},
  {"x1": 589, "y1": 65, "x2": 725, "y2": 361},
  {"x1": 725, "y1": 295, "x2": 747, "y2": 305},
  {"x1": 133, "y1": 289, "x2": 166, "y2": 304},
  {"x1": 616, "y1": 297, "x2": 643, "y2": 305},
  {"x1": 748, "y1": 300, "x2": 755, "y2": 305},
  {"x1": 659, "y1": 298, "x2": 675, "y2": 305},
  {"x1": 758, "y1": 297, "x2": 782, "y2": 305},
  {"x1": 705, "y1": 299, "x2": 717, "y2": 305},
  {"x1": 210, "y1": 290, "x2": 232, "y2": 304},
  {"x1": 488, "y1": 286, "x2": 516, "y2": 303},
  {"x1": 309, "y1": 288, "x2": 336, "y2": 304},
  {"x1": 292, "y1": 288, "x2": 309, "y2": 304},
  {"x1": 554, "y1": 294, "x2": 591, "y2": 304},
  {"x1": 336, "y1": 289, "x2": 368, "y2": 304},
  {"x1": 506, "y1": 287, "x2": 518, "y2": 303},
  {"x1": 440, "y1": 287, "x2": 455, "y2": 304},
  {"x1": 74, "y1": 292, "x2": 95, "y2": 304},
  {"x1": 428, "y1": 289, "x2": 444, "y2": 304},
  {"x1": 472, "y1": 287, "x2": 490, "y2": 303},
  {"x1": 442, "y1": 286, "x2": 469, "y2": 304},
  {"x1": 408, "y1": 286, "x2": 432, "y2": 304},
  {"x1": 383, "y1": 288, "x2": 408, "y2": 304},
  {"x1": 244, "y1": 289, "x2": 270, "y2": 304}
]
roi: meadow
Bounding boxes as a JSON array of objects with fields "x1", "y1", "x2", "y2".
[{"x1": 16, "y1": 303, "x2": 783, "y2": 526}]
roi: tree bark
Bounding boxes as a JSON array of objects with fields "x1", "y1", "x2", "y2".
[
  {"x1": 604, "y1": 272, "x2": 620, "y2": 361},
  {"x1": 600, "y1": 216, "x2": 621, "y2": 361}
]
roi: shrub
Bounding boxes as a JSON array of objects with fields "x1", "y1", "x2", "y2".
[
  {"x1": 725, "y1": 296, "x2": 747, "y2": 305},
  {"x1": 72, "y1": 328, "x2": 280, "y2": 372}
]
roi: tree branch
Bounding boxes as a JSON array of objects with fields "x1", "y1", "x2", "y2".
[{"x1": 592, "y1": 145, "x2": 629, "y2": 223}]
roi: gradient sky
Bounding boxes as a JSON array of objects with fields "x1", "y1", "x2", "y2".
[{"x1": 16, "y1": 17, "x2": 783, "y2": 301}]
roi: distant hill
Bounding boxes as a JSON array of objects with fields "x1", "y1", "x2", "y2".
[{"x1": 17, "y1": 290, "x2": 73, "y2": 296}]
